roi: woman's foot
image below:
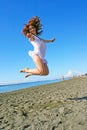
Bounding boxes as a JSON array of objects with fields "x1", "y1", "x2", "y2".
[
  {"x1": 25, "y1": 73, "x2": 32, "y2": 78},
  {"x1": 20, "y1": 68, "x2": 29, "y2": 73}
]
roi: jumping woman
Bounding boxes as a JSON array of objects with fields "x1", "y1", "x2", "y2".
[{"x1": 20, "y1": 16, "x2": 55, "y2": 78}]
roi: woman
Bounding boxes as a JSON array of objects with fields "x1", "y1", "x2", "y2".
[{"x1": 20, "y1": 16, "x2": 55, "y2": 78}]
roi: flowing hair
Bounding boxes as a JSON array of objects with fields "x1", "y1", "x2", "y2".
[{"x1": 22, "y1": 16, "x2": 43, "y2": 36}]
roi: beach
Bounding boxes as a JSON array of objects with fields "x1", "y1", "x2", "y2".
[{"x1": 0, "y1": 77, "x2": 87, "y2": 130}]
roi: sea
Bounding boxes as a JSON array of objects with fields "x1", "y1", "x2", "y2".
[{"x1": 0, "y1": 78, "x2": 70, "y2": 93}]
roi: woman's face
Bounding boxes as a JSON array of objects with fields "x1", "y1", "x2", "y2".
[{"x1": 29, "y1": 26, "x2": 36, "y2": 35}]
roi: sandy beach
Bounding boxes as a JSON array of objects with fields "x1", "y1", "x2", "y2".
[{"x1": 0, "y1": 77, "x2": 87, "y2": 130}]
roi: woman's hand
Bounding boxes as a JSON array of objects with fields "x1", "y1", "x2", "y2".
[
  {"x1": 26, "y1": 33, "x2": 35, "y2": 41},
  {"x1": 51, "y1": 38, "x2": 55, "y2": 42},
  {"x1": 26, "y1": 33, "x2": 32, "y2": 38}
]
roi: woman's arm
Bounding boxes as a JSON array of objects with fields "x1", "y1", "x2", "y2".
[{"x1": 41, "y1": 38, "x2": 55, "y2": 43}]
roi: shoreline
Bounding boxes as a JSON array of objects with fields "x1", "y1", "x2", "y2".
[
  {"x1": 0, "y1": 78, "x2": 70, "y2": 93},
  {"x1": 0, "y1": 77, "x2": 87, "y2": 130}
]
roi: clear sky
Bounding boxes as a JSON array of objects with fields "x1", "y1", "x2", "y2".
[{"x1": 0, "y1": 0, "x2": 87, "y2": 85}]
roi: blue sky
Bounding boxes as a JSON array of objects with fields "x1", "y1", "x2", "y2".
[{"x1": 0, "y1": 0, "x2": 87, "y2": 85}]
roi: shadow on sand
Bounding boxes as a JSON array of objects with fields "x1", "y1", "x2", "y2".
[{"x1": 67, "y1": 96, "x2": 87, "y2": 101}]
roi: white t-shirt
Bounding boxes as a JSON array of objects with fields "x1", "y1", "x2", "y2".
[{"x1": 28, "y1": 35, "x2": 47, "y2": 64}]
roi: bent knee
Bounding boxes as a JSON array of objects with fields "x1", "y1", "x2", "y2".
[
  {"x1": 44, "y1": 70, "x2": 49, "y2": 75},
  {"x1": 44, "y1": 71, "x2": 49, "y2": 76},
  {"x1": 40, "y1": 70, "x2": 49, "y2": 76}
]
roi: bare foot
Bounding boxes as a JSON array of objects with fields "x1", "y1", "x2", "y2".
[
  {"x1": 20, "y1": 68, "x2": 29, "y2": 73},
  {"x1": 25, "y1": 73, "x2": 32, "y2": 78}
]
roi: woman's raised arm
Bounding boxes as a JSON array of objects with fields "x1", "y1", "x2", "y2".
[{"x1": 41, "y1": 38, "x2": 55, "y2": 43}]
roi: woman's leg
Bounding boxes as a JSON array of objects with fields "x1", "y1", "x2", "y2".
[{"x1": 20, "y1": 54, "x2": 49, "y2": 77}]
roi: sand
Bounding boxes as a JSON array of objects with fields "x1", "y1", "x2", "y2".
[{"x1": 0, "y1": 77, "x2": 87, "y2": 130}]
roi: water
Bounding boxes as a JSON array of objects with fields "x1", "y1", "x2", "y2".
[{"x1": 0, "y1": 79, "x2": 62, "y2": 93}]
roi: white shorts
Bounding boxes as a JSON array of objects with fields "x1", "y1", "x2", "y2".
[{"x1": 28, "y1": 51, "x2": 47, "y2": 64}]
